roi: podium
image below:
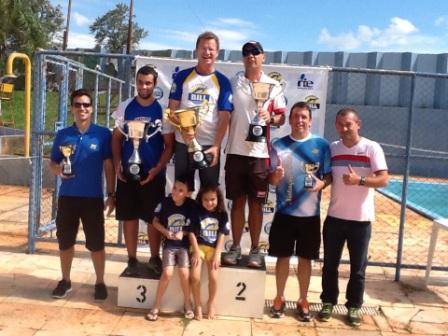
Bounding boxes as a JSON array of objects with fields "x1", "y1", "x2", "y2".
[{"x1": 117, "y1": 255, "x2": 266, "y2": 318}]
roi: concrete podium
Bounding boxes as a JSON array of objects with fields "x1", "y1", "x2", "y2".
[{"x1": 117, "y1": 255, "x2": 266, "y2": 318}]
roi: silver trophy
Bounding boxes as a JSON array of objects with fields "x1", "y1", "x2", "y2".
[
  {"x1": 246, "y1": 82, "x2": 283, "y2": 142},
  {"x1": 117, "y1": 118, "x2": 162, "y2": 181}
]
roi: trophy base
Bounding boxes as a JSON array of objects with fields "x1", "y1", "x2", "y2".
[
  {"x1": 304, "y1": 180, "x2": 315, "y2": 189},
  {"x1": 126, "y1": 163, "x2": 143, "y2": 182},
  {"x1": 189, "y1": 150, "x2": 210, "y2": 170},
  {"x1": 246, "y1": 124, "x2": 267, "y2": 143}
]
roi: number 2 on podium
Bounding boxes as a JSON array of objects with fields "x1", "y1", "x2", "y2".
[
  {"x1": 136, "y1": 284, "x2": 147, "y2": 303},
  {"x1": 235, "y1": 282, "x2": 246, "y2": 301}
]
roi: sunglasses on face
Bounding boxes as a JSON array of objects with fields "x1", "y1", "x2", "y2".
[
  {"x1": 73, "y1": 102, "x2": 92, "y2": 108},
  {"x1": 242, "y1": 48, "x2": 262, "y2": 57}
]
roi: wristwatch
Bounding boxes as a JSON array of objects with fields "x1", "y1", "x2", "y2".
[{"x1": 359, "y1": 176, "x2": 366, "y2": 186}]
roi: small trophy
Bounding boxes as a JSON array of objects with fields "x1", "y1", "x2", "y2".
[
  {"x1": 117, "y1": 118, "x2": 162, "y2": 181},
  {"x1": 59, "y1": 144, "x2": 76, "y2": 176},
  {"x1": 164, "y1": 103, "x2": 211, "y2": 170},
  {"x1": 303, "y1": 162, "x2": 320, "y2": 189},
  {"x1": 246, "y1": 82, "x2": 276, "y2": 143}
]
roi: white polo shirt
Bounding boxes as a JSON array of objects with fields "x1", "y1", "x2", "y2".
[
  {"x1": 328, "y1": 137, "x2": 388, "y2": 222},
  {"x1": 226, "y1": 72, "x2": 286, "y2": 158}
]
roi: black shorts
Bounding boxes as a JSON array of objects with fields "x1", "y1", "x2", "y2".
[
  {"x1": 116, "y1": 175, "x2": 165, "y2": 222},
  {"x1": 225, "y1": 154, "x2": 269, "y2": 203},
  {"x1": 56, "y1": 196, "x2": 105, "y2": 252},
  {"x1": 268, "y1": 213, "x2": 321, "y2": 260}
]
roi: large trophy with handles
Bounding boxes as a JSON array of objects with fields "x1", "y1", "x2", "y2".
[
  {"x1": 116, "y1": 118, "x2": 162, "y2": 181},
  {"x1": 164, "y1": 102, "x2": 211, "y2": 169},
  {"x1": 246, "y1": 82, "x2": 283, "y2": 142}
]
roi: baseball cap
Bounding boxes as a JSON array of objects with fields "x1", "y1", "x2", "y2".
[{"x1": 242, "y1": 41, "x2": 264, "y2": 56}]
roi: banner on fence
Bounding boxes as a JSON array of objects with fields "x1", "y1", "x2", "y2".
[{"x1": 135, "y1": 56, "x2": 329, "y2": 253}]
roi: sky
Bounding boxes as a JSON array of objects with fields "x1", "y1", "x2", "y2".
[{"x1": 50, "y1": 0, "x2": 448, "y2": 54}]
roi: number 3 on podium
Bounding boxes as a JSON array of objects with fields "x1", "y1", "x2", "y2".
[
  {"x1": 136, "y1": 284, "x2": 147, "y2": 303},
  {"x1": 235, "y1": 282, "x2": 246, "y2": 301}
]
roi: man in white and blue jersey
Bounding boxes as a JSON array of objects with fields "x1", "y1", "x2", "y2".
[
  {"x1": 112, "y1": 66, "x2": 174, "y2": 276},
  {"x1": 167, "y1": 31, "x2": 233, "y2": 191},
  {"x1": 268, "y1": 102, "x2": 331, "y2": 321},
  {"x1": 50, "y1": 89, "x2": 115, "y2": 300}
]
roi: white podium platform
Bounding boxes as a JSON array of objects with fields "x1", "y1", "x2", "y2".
[{"x1": 117, "y1": 255, "x2": 266, "y2": 318}]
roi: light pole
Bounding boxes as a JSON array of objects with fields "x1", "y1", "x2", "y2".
[
  {"x1": 126, "y1": 0, "x2": 134, "y2": 54},
  {"x1": 62, "y1": 0, "x2": 72, "y2": 50}
]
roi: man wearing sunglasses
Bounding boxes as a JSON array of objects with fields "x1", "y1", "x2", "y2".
[
  {"x1": 223, "y1": 41, "x2": 286, "y2": 268},
  {"x1": 49, "y1": 89, "x2": 115, "y2": 300}
]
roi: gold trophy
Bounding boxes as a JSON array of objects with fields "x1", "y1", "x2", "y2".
[
  {"x1": 116, "y1": 118, "x2": 162, "y2": 181},
  {"x1": 59, "y1": 144, "x2": 76, "y2": 176},
  {"x1": 246, "y1": 82, "x2": 277, "y2": 142},
  {"x1": 164, "y1": 102, "x2": 210, "y2": 169},
  {"x1": 303, "y1": 162, "x2": 320, "y2": 189}
]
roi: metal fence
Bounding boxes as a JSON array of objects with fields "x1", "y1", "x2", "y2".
[{"x1": 27, "y1": 51, "x2": 448, "y2": 280}]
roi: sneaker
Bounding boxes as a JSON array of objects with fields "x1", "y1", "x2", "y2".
[
  {"x1": 94, "y1": 283, "x2": 108, "y2": 300},
  {"x1": 296, "y1": 299, "x2": 312, "y2": 322},
  {"x1": 247, "y1": 247, "x2": 263, "y2": 268},
  {"x1": 347, "y1": 307, "x2": 361, "y2": 326},
  {"x1": 52, "y1": 279, "x2": 72, "y2": 299},
  {"x1": 222, "y1": 245, "x2": 241, "y2": 266},
  {"x1": 269, "y1": 297, "x2": 286, "y2": 318},
  {"x1": 147, "y1": 255, "x2": 162, "y2": 276},
  {"x1": 124, "y1": 257, "x2": 139, "y2": 276},
  {"x1": 318, "y1": 302, "x2": 333, "y2": 322}
]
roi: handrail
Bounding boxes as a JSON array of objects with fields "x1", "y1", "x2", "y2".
[{"x1": 6, "y1": 52, "x2": 31, "y2": 157}]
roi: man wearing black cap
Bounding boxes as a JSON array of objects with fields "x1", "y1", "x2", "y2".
[{"x1": 223, "y1": 41, "x2": 286, "y2": 268}]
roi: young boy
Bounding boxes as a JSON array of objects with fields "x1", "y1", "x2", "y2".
[{"x1": 146, "y1": 177, "x2": 196, "y2": 321}]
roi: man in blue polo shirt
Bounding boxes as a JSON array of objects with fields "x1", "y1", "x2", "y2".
[{"x1": 50, "y1": 89, "x2": 115, "y2": 300}]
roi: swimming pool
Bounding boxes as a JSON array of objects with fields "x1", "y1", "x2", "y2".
[{"x1": 379, "y1": 179, "x2": 448, "y2": 219}]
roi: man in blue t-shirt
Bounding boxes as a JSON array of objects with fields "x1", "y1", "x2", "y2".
[
  {"x1": 268, "y1": 102, "x2": 331, "y2": 321},
  {"x1": 112, "y1": 65, "x2": 174, "y2": 276},
  {"x1": 166, "y1": 31, "x2": 233, "y2": 191},
  {"x1": 50, "y1": 89, "x2": 115, "y2": 301}
]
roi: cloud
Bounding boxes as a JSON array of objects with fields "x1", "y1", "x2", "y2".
[
  {"x1": 140, "y1": 17, "x2": 259, "y2": 51},
  {"x1": 67, "y1": 32, "x2": 96, "y2": 49},
  {"x1": 435, "y1": 16, "x2": 447, "y2": 27},
  {"x1": 318, "y1": 16, "x2": 440, "y2": 52},
  {"x1": 72, "y1": 12, "x2": 91, "y2": 27}
]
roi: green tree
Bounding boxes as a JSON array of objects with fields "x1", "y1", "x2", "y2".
[
  {"x1": 0, "y1": 0, "x2": 64, "y2": 66},
  {"x1": 89, "y1": 3, "x2": 148, "y2": 53}
]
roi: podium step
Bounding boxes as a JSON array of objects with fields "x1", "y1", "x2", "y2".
[{"x1": 117, "y1": 255, "x2": 266, "y2": 318}]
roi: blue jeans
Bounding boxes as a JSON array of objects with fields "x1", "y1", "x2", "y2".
[
  {"x1": 174, "y1": 141, "x2": 220, "y2": 191},
  {"x1": 320, "y1": 216, "x2": 371, "y2": 308}
]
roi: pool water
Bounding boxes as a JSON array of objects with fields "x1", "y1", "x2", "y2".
[{"x1": 379, "y1": 179, "x2": 448, "y2": 219}]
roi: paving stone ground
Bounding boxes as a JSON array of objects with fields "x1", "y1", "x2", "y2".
[{"x1": 0, "y1": 185, "x2": 447, "y2": 335}]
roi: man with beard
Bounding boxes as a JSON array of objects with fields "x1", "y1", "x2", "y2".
[{"x1": 112, "y1": 65, "x2": 174, "y2": 276}]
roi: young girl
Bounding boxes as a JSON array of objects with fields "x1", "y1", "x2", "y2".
[
  {"x1": 146, "y1": 178, "x2": 196, "y2": 321},
  {"x1": 189, "y1": 185, "x2": 229, "y2": 320}
]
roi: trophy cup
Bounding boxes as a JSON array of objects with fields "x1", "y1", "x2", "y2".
[
  {"x1": 164, "y1": 103, "x2": 211, "y2": 170},
  {"x1": 246, "y1": 82, "x2": 277, "y2": 143},
  {"x1": 117, "y1": 118, "x2": 162, "y2": 181},
  {"x1": 59, "y1": 144, "x2": 76, "y2": 176},
  {"x1": 303, "y1": 162, "x2": 320, "y2": 189}
]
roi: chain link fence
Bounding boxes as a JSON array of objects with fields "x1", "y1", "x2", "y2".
[{"x1": 27, "y1": 51, "x2": 448, "y2": 278}]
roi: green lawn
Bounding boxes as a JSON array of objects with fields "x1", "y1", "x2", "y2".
[{"x1": 2, "y1": 90, "x2": 118, "y2": 131}]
